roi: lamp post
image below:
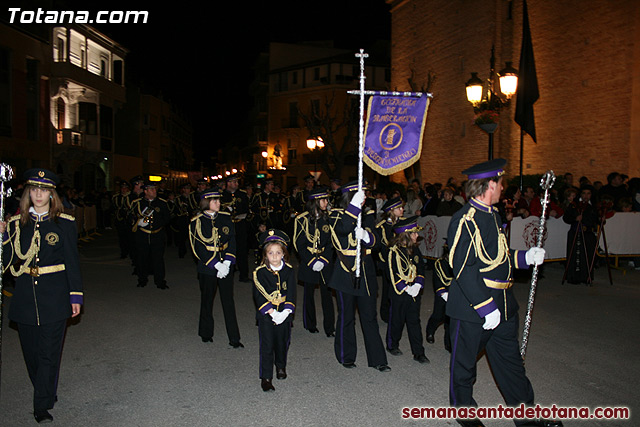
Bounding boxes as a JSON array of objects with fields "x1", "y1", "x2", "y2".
[
  {"x1": 306, "y1": 137, "x2": 324, "y2": 179},
  {"x1": 465, "y1": 46, "x2": 518, "y2": 160}
]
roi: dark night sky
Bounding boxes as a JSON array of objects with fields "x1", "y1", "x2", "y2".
[{"x1": 83, "y1": 1, "x2": 392, "y2": 161}]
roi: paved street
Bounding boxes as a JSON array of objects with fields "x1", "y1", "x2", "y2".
[{"x1": 0, "y1": 230, "x2": 637, "y2": 426}]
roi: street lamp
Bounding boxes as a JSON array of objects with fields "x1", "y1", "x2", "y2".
[
  {"x1": 465, "y1": 46, "x2": 518, "y2": 160},
  {"x1": 306, "y1": 137, "x2": 324, "y2": 178}
]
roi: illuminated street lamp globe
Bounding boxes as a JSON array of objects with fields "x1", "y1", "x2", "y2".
[{"x1": 498, "y1": 62, "x2": 519, "y2": 99}]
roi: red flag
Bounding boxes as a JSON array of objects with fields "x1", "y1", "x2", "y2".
[{"x1": 515, "y1": 0, "x2": 539, "y2": 142}]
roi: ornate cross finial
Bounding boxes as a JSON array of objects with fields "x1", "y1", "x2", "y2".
[{"x1": 355, "y1": 49, "x2": 368, "y2": 79}]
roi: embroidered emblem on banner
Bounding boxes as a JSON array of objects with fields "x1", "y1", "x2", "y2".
[
  {"x1": 363, "y1": 95, "x2": 431, "y2": 175},
  {"x1": 45, "y1": 232, "x2": 59, "y2": 246}
]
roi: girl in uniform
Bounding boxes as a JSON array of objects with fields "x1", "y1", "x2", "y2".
[
  {"x1": 375, "y1": 197, "x2": 404, "y2": 323},
  {"x1": 1, "y1": 168, "x2": 83, "y2": 423},
  {"x1": 386, "y1": 216, "x2": 429, "y2": 363},
  {"x1": 253, "y1": 229, "x2": 296, "y2": 391}
]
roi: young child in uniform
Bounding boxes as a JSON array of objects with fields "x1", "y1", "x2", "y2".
[
  {"x1": 253, "y1": 229, "x2": 296, "y2": 391},
  {"x1": 386, "y1": 216, "x2": 430, "y2": 364}
]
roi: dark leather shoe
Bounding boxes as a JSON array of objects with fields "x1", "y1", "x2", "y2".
[
  {"x1": 308, "y1": 327, "x2": 319, "y2": 334},
  {"x1": 261, "y1": 378, "x2": 275, "y2": 392},
  {"x1": 157, "y1": 281, "x2": 169, "y2": 289},
  {"x1": 326, "y1": 331, "x2": 335, "y2": 337},
  {"x1": 137, "y1": 281, "x2": 147, "y2": 287},
  {"x1": 34, "y1": 410, "x2": 53, "y2": 423},
  {"x1": 456, "y1": 419, "x2": 485, "y2": 427},
  {"x1": 229, "y1": 341, "x2": 244, "y2": 348},
  {"x1": 519, "y1": 420, "x2": 564, "y2": 427},
  {"x1": 426, "y1": 334, "x2": 435, "y2": 344},
  {"x1": 445, "y1": 342, "x2": 452, "y2": 353},
  {"x1": 201, "y1": 337, "x2": 213, "y2": 343},
  {"x1": 413, "y1": 354, "x2": 430, "y2": 364},
  {"x1": 276, "y1": 368, "x2": 287, "y2": 379},
  {"x1": 387, "y1": 347, "x2": 402, "y2": 356},
  {"x1": 373, "y1": 364, "x2": 391, "y2": 372},
  {"x1": 342, "y1": 362, "x2": 356, "y2": 369}
]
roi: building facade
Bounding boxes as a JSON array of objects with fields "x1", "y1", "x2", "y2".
[{"x1": 387, "y1": 0, "x2": 640, "y2": 184}]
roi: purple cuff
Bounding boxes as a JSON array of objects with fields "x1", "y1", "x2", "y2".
[
  {"x1": 224, "y1": 253, "x2": 236, "y2": 264},
  {"x1": 394, "y1": 280, "x2": 407, "y2": 292},
  {"x1": 515, "y1": 250, "x2": 528, "y2": 269},
  {"x1": 70, "y1": 294, "x2": 83, "y2": 305},
  {"x1": 475, "y1": 298, "x2": 498, "y2": 318},
  {"x1": 346, "y1": 203, "x2": 361, "y2": 218},
  {"x1": 259, "y1": 302, "x2": 274, "y2": 315},
  {"x1": 415, "y1": 275, "x2": 424, "y2": 288},
  {"x1": 435, "y1": 287, "x2": 447, "y2": 296},
  {"x1": 206, "y1": 259, "x2": 219, "y2": 270},
  {"x1": 283, "y1": 302, "x2": 295, "y2": 313}
]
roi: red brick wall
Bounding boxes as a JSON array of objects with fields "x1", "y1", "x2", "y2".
[{"x1": 389, "y1": 0, "x2": 640, "y2": 185}]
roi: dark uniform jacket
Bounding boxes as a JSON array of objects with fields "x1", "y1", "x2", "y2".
[
  {"x1": 3, "y1": 212, "x2": 83, "y2": 325},
  {"x1": 387, "y1": 244, "x2": 425, "y2": 295},
  {"x1": 253, "y1": 262, "x2": 296, "y2": 317},
  {"x1": 221, "y1": 189, "x2": 250, "y2": 222},
  {"x1": 129, "y1": 197, "x2": 171, "y2": 235},
  {"x1": 446, "y1": 198, "x2": 529, "y2": 323},
  {"x1": 375, "y1": 218, "x2": 395, "y2": 264},
  {"x1": 293, "y1": 211, "x2": 334, "y2": 284},
  {"x1": 251, "y1": 191, "x2": 282, "y2": 227},
  {"x1": 189, "y1": 211, "x2": 236, "y2": 276},
  {"x1": 112, "y1": 191, "x2": 131, "y2": 224},
  {"x1": 328, "y1": 203, "x2": 379, "y2": 297}
]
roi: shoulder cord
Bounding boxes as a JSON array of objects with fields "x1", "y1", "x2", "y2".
[
  {"x1": 9, "y1": 222, "x2": 41, "y2": 277},
  {"x1": 389, "y1": 245, "x2": 417, "y2": 283}
]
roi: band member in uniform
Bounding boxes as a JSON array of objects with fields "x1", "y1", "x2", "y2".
[
  {"x1": 127, "y1": 175, "x2": 144, "y2": 275},
  {"x1": 250, "y1": 178, "x2": 282, "y2": 230},
  {"x1": 426, "y1": 250, "x2": 452, "y2": 352},
  {"x1": 112, "y1": 180, "x2": 132, "y2": 259},
  {"x1": 375, "y1": 197, "x2": 404, "y2": 323},
  {"x1": 189, "y1": 189, "x2": 243, "y2": 348},
  {"x1": 189, "y1": 178, "x2": 208, "y2": 216},
  {"x1": 329, "y1": 178, "x2": 341, "y2": 207},
  {"x1": 297, "y1": 175, "x2": 315, "y2": 211},
  {"x1": 293, "y1": 186, "x2": 335, "y2": 337},
  {"x1": 281, "y1": 184, "x2": 300, "y2": 242},
  {"x1": 174, "y1": 184, "x2": 192, "y2": 258},
  {"x1": 446, "y1": 159, "x2": 561, "y2": 427},
  {"x1": 385, "y1": 216, "x2": 429, "y2": 363},
  {"x1": 129, "y1": 180, "x2": 171, "y2": 289},
  {"x1": 0, "y1": 168, "x2": 83, "y2": 423},
  {"x1": 328, "y1": 181, "x2": 390, "y2": 372},
  {"x1": 221, "y1": 174, "x2": 251, "y2": 282},
  {"x1": 253, "y1": 229, "x2": 296, "y2": 392}
]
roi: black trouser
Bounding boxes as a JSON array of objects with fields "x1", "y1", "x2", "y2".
[
  {"x1": 257, "y1": 314, "x2": 291, "y2": 379},
  {"x1": 198, "y1": 273, "x2": 241, "y2": 344},
  {"x1": 235, "y1": 220, "x2": 249, "y2": 279},
  {"x1": 136, "y1": 231, "x2": 166, "y2": 286},
  {"x1": 115, "y1": 221, "x2": 130, "y2": 258},
  {"x1": 334, "y1": 290, "x2": 387, "y2": 367},
  {"x1": 301, "y1": 280, "x2": 335, "y2": 335},
  {"x1": 426, "y1": 293, "x2": 451, "y2": 348},
  {"x1": 379, "y1": 268, "x2": 391, "y2": 322},
  {"x1": 386, "y1": 292, "x2": 425, "y2": 356},
  {"x1": 176, "y1": 218, "x2": 189, "y2": 258},
  {"x1": 17, "y1": 320, "x2": 67, "y2": 412},
  {"x1": 449, "y1": 315, "x2": 534, "y2": 425}
]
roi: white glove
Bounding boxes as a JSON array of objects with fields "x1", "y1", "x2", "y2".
[
  {"x1": 440, "y1": 292, "x2": 448, "y2": 302},
  {"x1": 525, "y1": 247, "x2": 545, "y2": 266},
  {"x1": 483, "y1": 309, "x2": 501, "y2": 330},
  {"x1": 137, "y1": 218, "x2": 149, "y2": 227},
  {"x1": 312, "y1": 260, "x2": 325, "y2": 272},
  {"x1": 405, "y1": 284, "x2": 420, "y2": 297},
  {"x1": 215, "y1": 262, "x2": 230, "y2": 279},
  {"x1": 272, "y1": 310, "x2": 290, "y2": 325},
  {"x1": 355, "y1": 227, "x2": 371, "y2": 244},
  {"x1": 350, "y1": 189, "x2": 365, "y2": 207}
]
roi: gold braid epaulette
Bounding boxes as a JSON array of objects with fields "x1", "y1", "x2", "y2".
[
  {"x1": 58, "y1": 213, "x2": 76, "y2": 221},
  {"x1": 388, "y1": 245, "x2": 417, "y2": 294},
  {"x1": 9, "y1": 219, "x2": 40, "y2": 277},
  {"x1": 434, "y1": 258, "x2": 452, "y2": 287}
]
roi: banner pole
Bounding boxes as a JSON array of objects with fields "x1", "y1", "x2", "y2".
[
  {"x1": 354, "y1": 49, "x2": 368, "y2": 278},
  {"x1": 0, "y1": 163, "x2": 15, "y2": 402}
]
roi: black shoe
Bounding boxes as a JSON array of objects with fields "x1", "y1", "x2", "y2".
[
  {"x1": 326, "y1": 331, "x2": 335, "y2": 337},
  {"x1": 373, "y1": 364, "x2": 391, "y2": 372},
  {"x1": 342, "y1": 362, "x2": 356, "y2": 369},
  {"x1": 137, "y1": 281, "x2": 147, "y2": 287},
  {"x1": 34, "y1": 410, "x2": 53, "y2": 423},
  {"x1": 261, "y1": 378, "x2": 275, "y2": 392},
  {"x1": 413, "y1": 354, "x2": 430, "y2": 364},
  {"x1": 157, "y1": 281, "x2": 169, "y2": 289},
  {"x1": 387, "y1": 347, "x2": 402, "y2": 356},
  {"x1": 276, "y1": 368, "x2": 287, "y2": 380},
  {"x1": 519, "y1": 420, "x2": 564, "y2": 427},
  {"x1": 201, "y1": 337, "x2": 213, "y2": 343},
  {"x1": 229, "y1": 341, "x2": 244, "y2": 348},
  {"x1": 308, "y1": 327, "x2": 319, "y2": 334},
  {"x1": 456, "y1": 419, "x2": 485, "y2": 427},
  {"x1": 426, "y1": 334, "x2": 435, "y2": 344},
  {"x1": 445, "y1": 343, "x2": 452, "y2": 353}
]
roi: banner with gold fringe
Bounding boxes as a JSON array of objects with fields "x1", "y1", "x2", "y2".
[{"x1": 362, "y1": 94, "x2": 430, "y2": 175}]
